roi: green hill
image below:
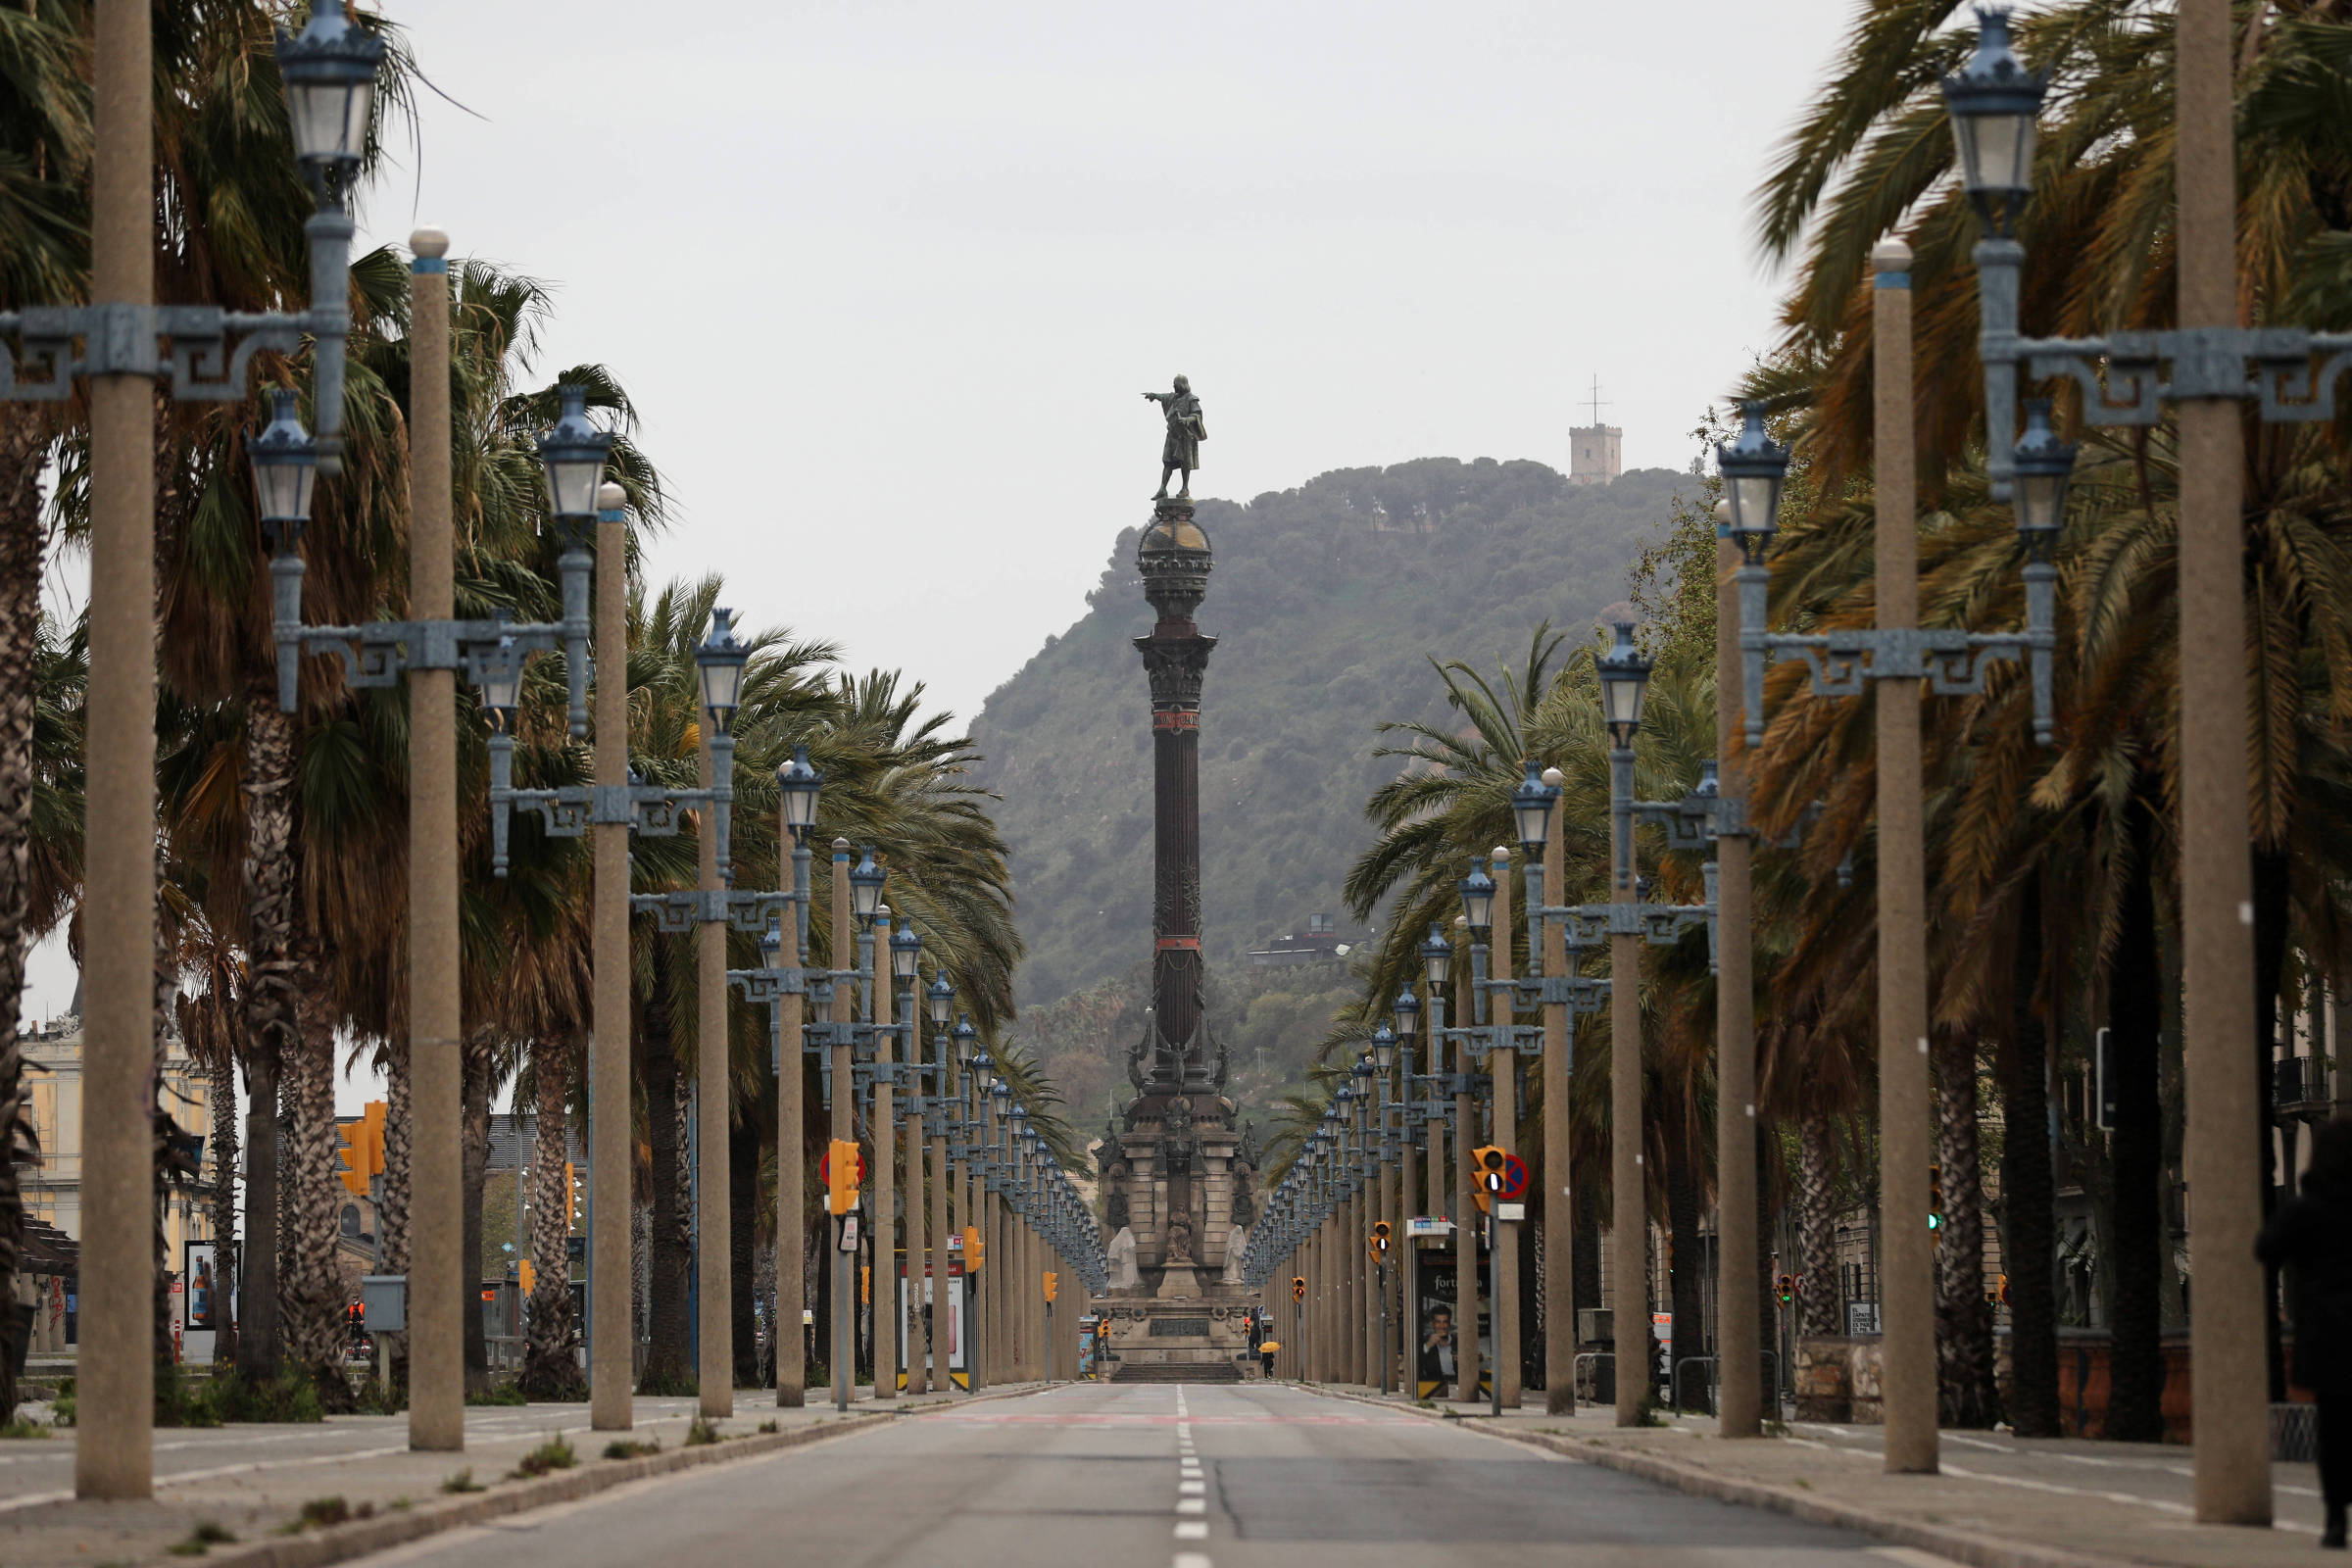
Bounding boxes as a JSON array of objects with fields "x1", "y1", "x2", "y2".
[{"x1": 968, "y1": 457, "x2": 1690, "y2": 1125}]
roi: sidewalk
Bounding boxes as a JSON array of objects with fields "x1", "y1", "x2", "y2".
[
  {"x1": 1294, "y1": 1381, "x2": 2333, "y2": 1568},
  {"x1": 0, "y1": 1381, "x2": 1042, "y2": 1568}
]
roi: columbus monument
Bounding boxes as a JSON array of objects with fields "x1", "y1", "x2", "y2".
[{"x1": 1094, "y1": 379, "x2": 1259, "y2": 1378}]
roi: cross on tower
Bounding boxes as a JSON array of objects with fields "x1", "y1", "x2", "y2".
[{"x1": 1585, "y1": 375, "x2": 1613, "y2": 428}]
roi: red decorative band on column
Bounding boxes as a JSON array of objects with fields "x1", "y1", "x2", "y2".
[
  {"x1": 1152, "y1": 710, "x2": 1200, "y2": 732},
  {"x1": 1155, "y1": 937, "x2": 1200, "y2": 952}
]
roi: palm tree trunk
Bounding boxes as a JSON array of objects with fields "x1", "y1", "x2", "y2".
[
  {"x1": 1796, "y1": 1108, "x2": 1840, "y2": 1339},
  {"x1": 462, "y1": 1029, "x2": 494, "y2": 1393},
  {"x1": 237, "y1": 685, "x2": 297, "y2": 1381},
  {"x1": 1664, "y1": 1127, "x2": 1706, "y2": 1413},
  {"x1": 642, "y1": 948, "x2": 693, "y2": 1392},
  {"x1": 729, "y1": 1101, "x2": 760, "y2": 1389},
  {"x1": 0, "y1": 401, "x2": 47, "y2": 1423},
  {"x1": 2105, "y1": 804, "x2": 2166, "y2": 1442},
  {"x1": 1934, "y1": 1025, "x2": 1997, "y2": 1426},
  {"x1": 376, "y1": 1035, "x2": 409, "y2": 1384},
  {"x1": 522, "y1": 1037, "x2": 585, "y2": 1399},
  {"x1": 280, "y1": 940, "x2": 353, "y2": 1408},
  {"x1": 203, "y1": 1042, "x2": 239, "y2": 1371},
  {"x1": 2004, "y1": 878, "x2": 2059, "y2": 1437}
]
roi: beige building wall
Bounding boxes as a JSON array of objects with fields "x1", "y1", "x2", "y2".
[{"x1": 1569, "y1": 424, "x2": 1622, "y2": 486}]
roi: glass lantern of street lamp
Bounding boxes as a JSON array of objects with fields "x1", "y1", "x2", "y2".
[
  {"x1": 1420, "y1": 925, "x2": 1452, "y2": 989},
  {"x1": 1457, "y1": 858, "x2": 1496, "y2": 940},
  {"x1": 927, "y1": 974, "x2": 955, "y2": 1028},
  {"x1": 475, "y1": 631, "x2": 523, "y2": 732},
  {"x1": 990, "y1": 1076, "x2": 1012, "y2": 1114},
  {"x1": 1511, "y1": 757, "x2": 1556, "y2": 854},
  {"x1": 1940, "y1": 7, "x2": 2045, "y2": 221},
  {"x1": 1371, "y1": 1024, "x2": 1396, "y2": 1075},
  {"x1": 1391, "y1": 986, "x2": 1419, "y2": 1042},
  {"x1": 891, "y1": 922, "x2": 922, "y2": 983},
  {"x1": 1596, "y1": 622, "x2": 1653, "y2": 750},
  {"x1": 274, "y1": 3, "x2": 385, "y2": 175},
  {"x1": 695, "y1": 607, "x2": 749, "y2": 735},
  {"x1": 760, "y1": 916, "x2": 783, "y2": 966},
  {"x1": 2010, "y1": 399, "x2": 2077, "y2": 558},
  {"x1": 1715, "y1": 402, "x2": 1790, "y2": 561},
  {"x1": 776, "y1": 745, "x2": 821, "y2": 842},
  {"x1": 249, "y1": 389, "x2": 318, "y2": 550},
  {"x1": 1010, "y1": 1104, "x2": 1028, "y2": 1141},
  {"x1": 955, "y1": 1016, "x2": 980, "y2": 1068},
  {"x1": 535, "y1": 385, "x2": 614, "y2": 524},
  {"x1": 850, "y1": 846, "x2": 886, "y2": 925}
]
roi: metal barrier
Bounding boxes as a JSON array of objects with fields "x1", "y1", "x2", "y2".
[
  {"x1": 1670, "y1": 1351, "x2": 1779, "y2": 1416},
  {"x1": 2274, "y1": 1400, "x2": 2319, "y2": 1463},
  {"x1": 1571, "y1": 1351, "x2": 1614, "y2": 1403}
]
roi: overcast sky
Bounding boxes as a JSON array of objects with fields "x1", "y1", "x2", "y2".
[{"x1": 29, "y1": 0, "x2": 1870, "y2": 1063}]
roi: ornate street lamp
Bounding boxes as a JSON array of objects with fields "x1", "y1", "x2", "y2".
[
  {"x1": 1940, "y1": 6, "x2": 2044, "y2": 228},
  {"x1": 696, "y1": 608, "x2": 749, "y2": 733},
  {"x1": 850, "y1": 846, "x2": 886, "y2": 926},
  {"x1": 1370, "y1": 1023, "x2": 1396, "y2": 1076},
  {"x1": 536, "y1": 385, "x2": 615, "y2": 524},
  {"x1": 1511, "y1": 757, "x2": 1557, "y2": 855},
  {"x1": 1456, "y1": 858, "x2": 1496, "y2": 941},
  {"x1": 1391, "y1": 987, "x2": 1419, "y2": 1043},
  {"x1": 892, "y1": 922, "x2": 923, "y2": 984},
  {"x1": 1420, "y1": 925, "x2": 1452, "y2": 989},
  {"x1": 1596, "y1": 622, "x2": 1652, "y2": 750},
  {"x1": 249, "y1": 389, "x2": 318, "y2": 547},
  {"x1": 927, "y1": 974, "x2": 955, "y2": 1029},
  {"x1": 275, "y1": 2, "x2": 384, "y2": 177},
  {"x1": 1716, "y1": 401, "x2": 1790, "y2": 560},
  {"x1": 777, "y1": 745, "x2": 822, "y2": 842}
]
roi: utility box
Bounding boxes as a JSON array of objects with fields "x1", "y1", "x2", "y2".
[
  {"x1": 362, "y1": 1274, "x2": 407, "y2": 1334},
  {"x1": 1577, "y1": 1307, "x2": 1613, "y2": 1344}
]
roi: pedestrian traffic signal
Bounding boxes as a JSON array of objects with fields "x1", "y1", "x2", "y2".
[
  {"x1": 826, "y1": 1139, "x2": 862, "y2": 1216},
  {"x1": 1043, "y1": 1270, "x2": 1058, "y2": 1303},
  {"x1": 1471, "y1": 1145, "x2": 1507, "y2": 1211},
  {"x1": 1928, "y1": 1164, "x2": 1944, "y2": 1233},
  {"x1": 1292, "y1": 1276, "x2": 1307, "y2": 1302},
  {"x1": 964, "y1": 1225, "x2": 984, "y2": 1271},
  {"x1": 1369, "y1": 1221, "x2": 1392, "y2": 1259}
]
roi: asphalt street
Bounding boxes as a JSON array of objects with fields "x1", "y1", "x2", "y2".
[{"x1": 346, "y1": 1381, "x2": 1901, "y2": 1568}]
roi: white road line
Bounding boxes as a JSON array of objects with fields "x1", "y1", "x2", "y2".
[
  {"x1": 1173, "y1": 1554, "x2": 1211, "y2": 1568},
  {"x1": 1178, "y1": 1480, "x2": 1204, "y2": 1494},
  {"x1": 1176, "y1": 1496, "x2": 1205, "y2": 1514},
  {"x1": 1173, "y1": 1521, "x2": 1207, "y2": 1540}
]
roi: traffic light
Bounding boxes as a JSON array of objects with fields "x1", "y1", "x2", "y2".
[
  {"x1": 1043, "y1": 1270, "x2": 1058, "y2": 1303},
  {"x1": 1369, "y1": 1221, "x2": 1392, "y2": 1259},
  {"x1": 1776, "y1": 1273, "x2": 1795, "y2": 1305},
  {"x1": 1291, "y1": 1276, "x2": 1307, "y2": 1302},
  {"x1": 518, "y1": 1259, "x2": 536, "y2": 1296},
  {"x1": 1928, "y1": 1164, "x2": 1945, "y2": 1233},
  {"x1": 1471, "y1": 1145, "x2": 1507, "y2": 1212},
  {"x1": 860, "y1": 1265, "x2": 871, "y2": 1306},
  {"x1": 564, "y1": 1160, "x2": 580, "y2": 1229},
  {"x1": 337, "y1": 1102, "x2": 386, "y2": 1196},
  {"x1": 826, "y1": 1139, "x2": 861, "y2": 1217},
  {"x1": 963, "y1": 1225, "x2": 984, "y2": 1271}
]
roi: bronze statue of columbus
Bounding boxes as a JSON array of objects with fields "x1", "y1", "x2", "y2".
[{"x1": 1141, "y1": 374, "x2": 1205, "y2": 500}]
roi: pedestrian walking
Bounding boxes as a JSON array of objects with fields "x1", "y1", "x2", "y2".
[
  {"x1": 2259, "y1": 1115, "x2": 2352, "y2": 1548},
  {"x1": 1258, "y1": 1339, "x2": 1279, "y2": 1379}
]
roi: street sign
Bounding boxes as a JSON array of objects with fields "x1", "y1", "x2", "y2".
[
  {"x1": 1493, "y1": 1154, "x2": 1529, "y2": 1202},
  {"x1": 1405, "y1": 1216, "x2": 1452, "y2": 1239},
  {"x1": 1494, "y1": 1200, "x2": 1526, "y2": 1222},
  {"x1": 838, "y1": 1214, "x2": 860, "y2": 1253}
]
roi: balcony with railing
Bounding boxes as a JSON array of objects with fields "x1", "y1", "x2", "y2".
[{"x1": 2272, "y1": 1053, "x2": 2334, "y2": 1121}]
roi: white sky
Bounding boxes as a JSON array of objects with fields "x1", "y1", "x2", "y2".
[{"x1": 27, "y1": 0, "x2": 1866, "y2": 1100}]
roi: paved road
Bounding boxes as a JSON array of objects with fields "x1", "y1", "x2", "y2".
[{"x1": 351, "y1": 1381, "x2": 1899, "y2": 1568}]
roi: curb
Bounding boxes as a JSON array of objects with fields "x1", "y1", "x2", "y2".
[
  {"x1": 1291, "y1": 1383, "x2": 2153, "y2": 1568},
  {"x1": 196, "y1": 1384, "x2": 1047, "y2": 1568}
]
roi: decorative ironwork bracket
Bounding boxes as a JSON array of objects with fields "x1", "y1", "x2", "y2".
[
  {"x1": 487, "y1": 735, "x2": 732, "y2": 882},
  {"x1": 637, "y1": 887, "x2": 800, "y2": 935}
]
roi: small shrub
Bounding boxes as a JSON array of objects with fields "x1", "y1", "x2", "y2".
[
  {"x1": 204, "y1": 1370, "x2": 322, "y2": 1425},
  {"x1": 756, "y1": 1419, "x2": 778, "y2": 1435},
  {"x1": 294, "y1": 1496, "x2": 351, "y2": 1531},
  {"x1": 466, "y1": 1380, "x2": 528, "y2": 1407},
  {"x1": 352, "y1": 1376, "x2": 406, "y2": 1415},
  {"x1": 166, "y1": 1521, "x2": 237, "y2": 1556},
  {"x1": 511, "y1": 1436, "x2": 575, "y2": 1478},
  {"x1": 684, "y1": 1416, "x2": 722, "y2": 1447},
  {"x1": 389, "y1": 1496, "x2": 413, "y2": 1511},
  {"x1": 441, "y1": 1468, "x2": 483, "y2": 1494},
  {"x1": 50, "y1": 1392, "x2": 74, "y2": 1427},
  {"x1": 0, "y1": 1418, "x2": 50, "y2": 1439},
  {"x1": 602, "y1": 1439, "x2": 661, "y2": 1460}
]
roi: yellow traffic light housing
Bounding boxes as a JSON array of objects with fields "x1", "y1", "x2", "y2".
[
  {"x1": 518, "y1": 1258, "x2": 536, "y2": 1296},
  {"x1": 1043, "y1": 1270, "x2": 1058, "y2": 1303},
  {"x1": 1291, "y1": 1275, "x2": 1306, "y2": 1302},
  {"x1": 827, "y1": 1139, "x2": 861, "y2": 1217},
  {"x1": 963, "y1": 1225, "x2": 984, "y2": 1271},
  {"x1": 1928, "y1": 1163, "x2": 1945, "y2": 1232},
  {"x1": 337, "y1": 1102, "x2": 387, "y2": 1196},
  {"x1": 1369, "y1": 1220, "x2": 1393, "y2": 1259},
  {"x1": 1471, "y1": 1145, "x2": 1506, "y2": 1212}
]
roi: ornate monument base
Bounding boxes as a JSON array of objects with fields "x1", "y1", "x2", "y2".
[{"x1": 1092, "y1": 1292, "x2": 1256, "y2": 1381}]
